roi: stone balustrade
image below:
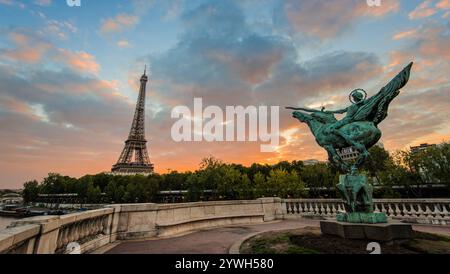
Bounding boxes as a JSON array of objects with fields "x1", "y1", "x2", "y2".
[
  {"x1": 0, "y1": 198, "x2": 283, "y2": 254},
  {"x1": 283, "y1": 198, "x2": 450, "y2": 225},
  {"x1": 1, "y1": 198, "x2": 449, "y2": 254},
  {"x1": 0, "y1": 224, "x2": 40, "y2": 254},
  {"x1": 372, "y1": 199, "x2": 450, "y2": 225},
  {"x1": 283, "y1": 199, "x2": 344, "y2": 218},
  {"x1": 54, "y1": 209, "x2": 113, "y2": 254},
  {"x1": 1, "y1": 208, "x2": 114, "y2": 254}
]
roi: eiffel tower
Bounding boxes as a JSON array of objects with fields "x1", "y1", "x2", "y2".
[{"x1": 111, "y1": 67, "x2": 154, "y2": 174}]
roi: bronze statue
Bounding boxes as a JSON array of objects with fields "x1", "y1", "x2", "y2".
[
  {"x1": 287, "y1": 62, "x2": 413, "y2": 174},
  {"x1": 287, "y1": 62, "x2": 413, "y2": 223}
]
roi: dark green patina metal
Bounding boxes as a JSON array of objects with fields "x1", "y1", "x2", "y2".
[{"x1": 288, "y1": 62, "x2": 413, "y2": 223}]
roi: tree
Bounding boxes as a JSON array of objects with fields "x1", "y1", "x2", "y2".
[
  {"x1": 22, "y1": 180, "x2": 39, "y2": 203},
  {"x1": 253, "y1": 172, "x2": 266, "y2": 198},
  {"x1": 161, "y1": 171, "x2": 188, "y2": 191},
  {"x1": 248, "y1": 163, "x2": 272, "y2": 180},
  {"x1": 86, "y1": 182, "x2": 102, "y2": 203},
  {"x1": 411, "y1": 144, "x2": 450, "y2": 185},
  {"x1": 77, "y1": 175, "x2": 92, "y2": 201},
  {"x1": 263, "y1": 169, "x2": 306, "y2": 198},
  {"x1": 300, "y1": 163, "x2": 337, "y2": 196},
  {"x1": 185, "y1": 172, "x2": 203, "y2": 202},
  {"x1": 216, "y1": 165, "x2": 252, "y2": 200},
  {"x1": 362, "y1": 146, "x2": 392, "y2": 178},
  {"x1": 39, "y1": 173, "x2": 77, "y2": 194}
]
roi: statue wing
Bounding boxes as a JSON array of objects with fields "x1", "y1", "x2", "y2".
[{"x1": 353, "y1": 62, "x2": 413, "y2": 125}]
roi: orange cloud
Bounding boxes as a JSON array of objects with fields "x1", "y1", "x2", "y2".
[
  {"x1": 2, "y1": 32, "x2": 51, "y2": 63},
  {"x1": 409, "y1": 0, "x2": 437, "y2": 19},
  {"x1": 392, "y1": 29, "x2": 418, "y2": 40},
  {"x1": 436, "y1": 0, "x2": 450, "y2": 9},
  {"x1": 408, "y1": 0, "x2": 450, "y2": 19},
  {"x1": 1, "y1": 31, "x2": 101, "y2": 75},
  {"x1": 100, "y1": 14, "x2": 139, "y2": 34},
  {"x1": 56, "y1": 49, "x2": 100, "y2": 74},
  {"x1": 284, "y1": 0, "x2": 399, "y2": 38},
  {"x1": 0, "y1": 96, "x2": 33, "y2": 117}
]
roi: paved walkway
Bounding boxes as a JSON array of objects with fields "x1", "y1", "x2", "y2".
[{"x1": 106, "y1": 220, "x2": 450, "y2": 254}]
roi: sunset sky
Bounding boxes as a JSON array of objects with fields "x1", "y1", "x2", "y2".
[{"x1": 0, "y1": 0, "x2": 449, "y2": 188}]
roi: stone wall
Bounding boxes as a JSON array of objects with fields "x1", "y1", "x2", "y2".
[
  {"x1": 0, "y1": 198, "x2": 283, "y2": 254},
  {"x1": 1, "y1": 197, "x2": 448, "y2": 254},
  {"x1": 284, "y1": 198, "x2": 450, "y2": 225}
]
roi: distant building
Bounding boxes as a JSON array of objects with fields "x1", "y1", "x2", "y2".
[
  {"x1": 338, "y1": 142, "x2": 384, "y2": 162},
  {"x1": 303, "y1": 159, "x2": 321, "y2": 166},
  {"x1": 338, "y1": 147, "x2": 360, "y2": 162},
  {"x1": 410, "y1": 143, "x2": 436, "y2": 154},
  {"x1": 0, "y1": 193, "x2": 23, "y2": 204}
]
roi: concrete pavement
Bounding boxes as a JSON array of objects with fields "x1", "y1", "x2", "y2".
[{"x1": 105, "y1": 219, "x2": 450, "y2": 254}]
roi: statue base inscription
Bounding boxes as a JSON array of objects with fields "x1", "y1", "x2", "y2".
[{"x1": 320, "y1": 219, "x2": 412, "y2": 241}]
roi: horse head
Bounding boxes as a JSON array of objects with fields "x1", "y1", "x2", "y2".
[
  {"x1": 311, "y1": 111, "x2": 338, "y2": 124},
  {"x1": 292, "y1": 111, "x2": 328, "y2": 137},
  {"x1": 292, "y1": 111, "x2": 311, "y2": 123}
]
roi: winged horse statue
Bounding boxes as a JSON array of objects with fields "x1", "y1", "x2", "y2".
[{"x1": 287, "y1": 62, "x2": 413, "y2": 174}]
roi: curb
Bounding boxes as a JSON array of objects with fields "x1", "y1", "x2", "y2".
[
  {"x1": 228, "y1": 225, "x2": 302, "y2": 254},
  {"x1": 228, "y1": 232, "x2": 261, "y2": 254}
]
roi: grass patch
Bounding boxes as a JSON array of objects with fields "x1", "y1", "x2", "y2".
[{"x1": 240, "y1": 227, "x2": 450, "y2": 254}]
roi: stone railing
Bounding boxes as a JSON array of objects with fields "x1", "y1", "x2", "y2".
[
  {"x1": 373, "y1": 199, "x2": 450, "y2": 226},
  {"x1": 0, "y1": 224, "x2": 40, "y2": 254},
  {"x1": 1, "y1": 208, "x2": 115, "y2": 254},
  {"x1": 0, "y1": 198, "x2": 282, "y2": 254},
  {"x1": 54, "y1": 209, "x2": 113, "y2": 253},
  {"x1": 110, "y1": 198, "x2": 282, "y2": 240},
  {"x1": 284, "y1": 199, "x2": 344, "y2": 218},
  {"x1": 1, "y1": 198, "x2": 449, "y2": 254},
  {"x1": 283, "y1": 198, "x2": 450, "y2": 225}
]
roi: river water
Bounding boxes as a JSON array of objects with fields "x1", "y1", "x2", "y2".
[{"x1": 0, "y1": 216, "x2": 16, "y2": 230}]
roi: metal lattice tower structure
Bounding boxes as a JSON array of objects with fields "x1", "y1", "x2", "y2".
[{"x1": 111, "y1": 67, "x2": 154, "y2": 174}]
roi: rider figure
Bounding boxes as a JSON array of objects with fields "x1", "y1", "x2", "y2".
[{"x1": 325, "y1": 90, "x2": 366, "y2": 132}]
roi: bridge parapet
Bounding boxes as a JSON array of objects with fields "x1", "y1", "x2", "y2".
[
  {"x1": 283, "y1": 198, "x2": 450, "y2": 225},
  {"x1": 2, "y1": 208, "x2": 114, "y2": 254},
  {"x1": 1, "y1": 198, "x2": 449, "y2": 254}
]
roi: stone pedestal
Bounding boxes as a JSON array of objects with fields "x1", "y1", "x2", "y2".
[
  {"x1": 336, "y1": 212, "x2": 387, "y2": 223},
  {"x1": 320, "y1": 219, "x2": 412, "y2": 241}
]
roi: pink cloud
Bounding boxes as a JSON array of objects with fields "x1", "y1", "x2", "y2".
[
  {"x1": 2, "y1": 31, "x2": 101, "y2": 75},
  {"x1": 408, "y1": 0, "x2": 450, "y2": 20},
  {"x1": 436, "y1": 0, "x2": 450, "y2": 9},
  {"x1": 56, "y1": 49, "x2": 101, "y2": 74},
  {"x1": 284, "y1": 0, "x2": 399, "y2": 38},
  {"x1": 2, "y1": 32, "x2": 51, "y2": 63},
  {"x1": 392, "y1": 29, "x2": 418, "y2": 40},
  {"x1": 409, "y1": 0, "x2": 438, "y2": 19},
  {"x1": 100, "y1": 14, "x2": 139, "y2": 34}
]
